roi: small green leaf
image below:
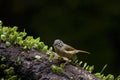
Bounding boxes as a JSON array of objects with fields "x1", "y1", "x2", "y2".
[
  {"x1": 1, "y1": 34, "x2": 6, "y2": 41},
  {"x1": 8, "y1": 75, "x2": 17, "y2": 80},
  {"x1": 75, "y1": 60, "x2": 78, "y2": 64},
  {"x1": 82, "y1": 62, "x2": 87, "y2": 69},
  {"x1": 100, "y1": 64, "x2": 107, "y2": 74},
  {"x1": 78, "y1": 61, "x2": 83, "y2": 65},
  {"x1": 16, "y1": 57, "x2": 21, "y2": 65},
  {"x1": 1, "y1": 56, "x2": 6, "y2": 61},
  {"x1": 35, "y1": 55, "x2": 41, "y2": 60},
  {"x1": 33, "y1": 43, "x2": 38, "y2": 49},
  {"x1": 105, "y1": 74, "x2": 114, "y2": 80},
  {"x1": 48, "y1": 53, "x2": 54, "y2": 61},
  {"x1": 17, "y1": 40, "x2": 23, "y2": 46},
  {"x1": 23, "y1": 46, "x2": 27, "y2": 49},
  {"x1": 19, "y1": 31, "x2": 27, "y2": 38},
  {"x1": 11, "y1": 26, "x2": 18, "y2": 31},
  {"x1": 95, "y1": 73, "x2": 103, "y2": 79},
  {"x1": 47, "y1": 47, "x2": 53, "y2": 54},
  {"x1": 116, "y1": 75, "x2": 120, "y2": 80},
  {"x1": 42, "y1": 45, "x2": 48, "y2": 53},
  {"x1": 9, "y1": 34, "x2": 16, "y2": 41},
  {"x1": 6, "y1": 41, "x2": 11, "y2": 47},
  {"x1": 16, "y1": 37, "x2": 22, "y2": 41},
  {"x1": 48, "y1": 47, "x2": 53, "y2": 52},
  {"x1": 34, "y1": 37, "x2": 40, "y2": 43},
  {"x1": 85, "y1": 65, "x2": 89, "y2": 70},
  {"x1": 0, "y1": 29, "x2": 2, "y2": 34},
  {"x1": 57, "y1": 67, "x2": 63, "y2": 73},
  {"x1": 51, "y1": 64, "x2": 63, "y2": 73},
  {"x1": 88, "y1": 65, "x2": 94, "y2": 73},
  {"x1": 3, "y1": 27, "x2": 9, "y2": 34},
  {"x1": 4, "y1": 67, "x2": 14, "y2": 75},
  {"x1": 38, "y1": 42, "x2": 45, "y2": 49},
  {"x1": 60, "y1": 63, "x2": 65, "y2": 68},
  {"x1": 0, "y1": 20, "x2": 2, "y2": 26},
  {"x1": 51, "y1": 64, "x2": 57, "y2": 72},
  {"x1": 0, "y1": 64, "x2": 7, "y2": 69},
  {"x1": 0, "y1": 78, "x2": 4, "y2": 80}
]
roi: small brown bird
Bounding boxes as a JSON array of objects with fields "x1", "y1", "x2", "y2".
[{"x1": 53, "y1": 39, "x2": 89, "y2": 61}]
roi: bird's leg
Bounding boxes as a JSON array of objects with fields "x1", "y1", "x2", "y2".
[{"x1": 62, "y1": 57, "x2": 71, "y2": 65}]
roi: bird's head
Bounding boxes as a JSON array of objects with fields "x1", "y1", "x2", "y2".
[{"x1": 53, "y1": 39, "x2": 64, "y2": 49}]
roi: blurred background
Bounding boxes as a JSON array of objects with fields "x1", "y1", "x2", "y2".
[{"x1": 0, "y1": 0, "x2": 120, "y2": 76}]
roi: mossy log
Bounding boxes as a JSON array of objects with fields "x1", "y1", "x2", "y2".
[{"x1": 0, "y1": 42, "x2": 100, "y2": 80}]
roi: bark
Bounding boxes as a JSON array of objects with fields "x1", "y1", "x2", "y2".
[{"x1": 0, "y1": 42, "x2": 100, "y2": 80}]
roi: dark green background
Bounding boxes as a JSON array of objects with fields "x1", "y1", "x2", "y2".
[{"x1": 0, "y1": 0, "x2": 120, "y2": 76}]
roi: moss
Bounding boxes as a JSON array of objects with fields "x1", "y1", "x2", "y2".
[
  {"x1": 71, "y1": 55, "x2": 120, "y2": 80},
  {"x1": 51, "y1": 63, "x2": 64, "y2": 73},
  {"x1": 1, "y1": 56, "x2": 6, "y2": 62},
  {"x1": 2, "y1": 66, "x2": 20, "y2": 80},
  {"x1": 4, "y1": 67, "x2": 15, "y2": 75},
  {"x1": 0, "y1": 34, "x2": 6, "y2": 41},
  {"x1": 0, "y1": 64, "x2": 7, "y2": 69},
  {"x1": 0, "y1": 20, "x2": 53, "y2": 80},
  {"x1": 116, "y1": 75, "x2": 120, "y2": 80},
  {"x1": 15, "y1": 57, "x2": 21, "y2": 65},
  {"x1": 0, "y1": 21, "x2": 52, "y2": 52},
  {"x1": 35, "y1": 55, "x2": 41, "y2": 61},
  {"x1": 72, "y1": 59, "x2": 120, "y2": 80},
  {"x1": 48, "y1": 53, "x2": 55, "y2": 61},
  {"x1": 7, "y1": 75, "x2": 18, "y2": 80},
  {"x1": 5, "y1": 41, "x2": 11, "y2": 47}
]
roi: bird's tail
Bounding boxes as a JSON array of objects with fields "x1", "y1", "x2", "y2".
[
  {"x1": 77, "y1": 50, "x2": 90, "y2": 54},
  {"x1": 65, "y1": 49, "x2": 90, "y2": 54}
]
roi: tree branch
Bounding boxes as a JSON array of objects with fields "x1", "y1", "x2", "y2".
[{"x1": 0, "y1": 42, "x2": 100, "y2": 80}]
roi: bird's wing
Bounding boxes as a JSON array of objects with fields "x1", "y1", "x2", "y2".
[
  {"x1": 64, "y1": 44, "x2": 75, "y2": 51},
  {"x1": 64, "y1": 44, "x2": 90, "y2": 54}
]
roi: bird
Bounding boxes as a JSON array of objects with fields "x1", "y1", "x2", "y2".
[{"x1": 53, "y1": 39, "x2": 90, "y2": 61}]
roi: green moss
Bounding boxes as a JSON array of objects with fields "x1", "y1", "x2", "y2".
[
  {"x1": 0, "y1": 20, "x2": 53, "y2": 80},
  {"x1": 0, "y1": 21, "x2": 52, "y2": 52},
  {"x1": 72, "y1": 57, "x2": 120, "y2": 80},
  {"x1": 0, "y1": 78, "x2": 4, "y2": 80},
  {"x1": 0, "y1": 65, "x2": 19, "y2": 80},
  {"x1": 1, "y1": 56, "x2": 6, "y2": 62},
  {"x1": 51, "y1": 64, "x2": 64, "y2": 73},
  {"x1": 0, "y1": 64, "x2": 7, "y2": 69},
  {"x1": 15, "y1": 57, "x2": 21, "y2": 65},
  {"x1": 4, "y1": 67, "x2": 14, "y2": 75},
  {"x1": 116, "y1": 75, "x2": 120, "y2": 80},
  {"x1": 35, "y1": 55, "x2": 41, "y2": 61},
  {"x1": 7, "y1": 75, "x2": 18, "y2": 80},
  {"x1": 48, "y1": 53, "x2": 54, "y2": 61},
  {"x1": 51, "y1": 63, "x2": 64, "y2": 73},
  {"x1": 0, "y1": 34, "x2": 6, "y2": 41},
  {"x1": 6, "y1": 41, "x2": 11, "y2": 47},
  {"x1": 42, "y1": 45, "x2": 48, "y2": 53}
]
